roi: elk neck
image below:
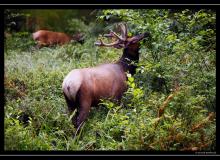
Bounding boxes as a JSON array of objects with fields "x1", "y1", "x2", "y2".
[{"x1": 117, "y1": 46, "x2": 140, "y2": 75}]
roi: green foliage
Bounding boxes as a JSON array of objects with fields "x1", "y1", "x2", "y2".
[
  {"x1": 5, "y1": 9, "x2": 215, "y2": 151},
  {"x1": 66, "y1": 18, "x2": 88, "y2": 34},
  {"x1": 66, "y1": 18, "x2": 106, "y2": 38},
  {"x1": 5, "y1": 31, "x2": 35, "y2": 52},
  {"x1": 4, "y1": 9, "x2": 30, "y2": 32}
]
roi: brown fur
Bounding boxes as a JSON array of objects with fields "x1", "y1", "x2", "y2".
[
  {"x1": 32, "y1": 30, "x2": 73, "y2": 48},
  {"x1": 62, "y1": 24, "x2": 149, "y2": 132}
]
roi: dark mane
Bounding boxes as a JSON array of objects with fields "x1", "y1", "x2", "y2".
[{"x1": 117, "y1": 46, "x2": 141, "y2": 75}]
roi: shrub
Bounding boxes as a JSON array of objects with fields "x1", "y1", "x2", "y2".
[{"x1": 4, "y1": 9, "x2": 216, "y2": 151}]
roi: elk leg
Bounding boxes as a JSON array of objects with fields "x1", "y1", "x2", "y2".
[
  {"x1": 75, "y1": 99, "x2": 91, "y2": 132},
  {"x1": 35, "y1": 44, "x2": 41, "y2": 49},
  {"x1": 63, "y1": 92, "x2": 77, "y2": 126}
]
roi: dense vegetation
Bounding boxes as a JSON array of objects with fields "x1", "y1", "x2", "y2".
[{"x1": 4, "y1": 9, "x2": 216, "y2": 151}]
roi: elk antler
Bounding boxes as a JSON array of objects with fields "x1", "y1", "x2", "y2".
[
  {"x1": 94, "y1": 38, "x2": 121, "y2": 47},
  {"x1": 95, "y1": 23, "x2": 128, "y2": 49},
  {"x1": 119, "y1": 23, "x2": 127, "y2": 40}
]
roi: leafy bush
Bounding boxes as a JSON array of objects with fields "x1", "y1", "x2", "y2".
[
  {"x1": 66, "y1": 18, "x2": 88, "y2": 34},
  {"x1": 5, "y1": 31, "x2": 35, "y2": 52},
  {"x1": 4, "y1": 9, "x2": 215, "y2": 151}
]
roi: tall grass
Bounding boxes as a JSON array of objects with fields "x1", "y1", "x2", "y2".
[
  {"x1": 4, "y1": 35, "x2": 123, "y2": 150},
  {"x1": 4, "y1": 10, "x2": 216, "y2": 150}
]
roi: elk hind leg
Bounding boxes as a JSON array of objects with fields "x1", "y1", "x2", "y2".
[
  {"x1": 75, "y1": 99, "x2": 92, "y2": 134},
  {"x1": 63, "y1": 92, "x2": 77, "y2": 126}
]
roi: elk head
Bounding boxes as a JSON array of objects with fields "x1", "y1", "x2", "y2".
[{"x1": 95, "y1": 23, "x2": 150, "y2": 75}]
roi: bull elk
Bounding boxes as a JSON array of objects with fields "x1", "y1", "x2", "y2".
[
  {"x1": 32, "y1": 30, "x2": 84, "y2": 48},
  {"x1": 62, "y1": 23, "x2": 149, "y2": 132}
]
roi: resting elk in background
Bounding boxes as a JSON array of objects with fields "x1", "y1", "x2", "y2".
[
  {"x1": 32, "y1": 30, "x2": 84, "y2": 48},
  {"x1": 62, "y1": 23, "x2": 149, "y2": 132}
]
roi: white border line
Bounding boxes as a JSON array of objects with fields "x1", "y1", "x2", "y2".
[
  {"x1": 2, "y1": 6, "x2": 218, "y2": 156},
  {"x1": 0, "y1": 4, "x2": 220, "y2": 5},
  {"x1": 0, "y1": 154, "x2": 218, "y2": 156}
]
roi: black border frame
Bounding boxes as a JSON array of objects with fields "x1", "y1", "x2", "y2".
[{"x1": 1, "y1": 3, "x2": 219, "y2": 158}]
